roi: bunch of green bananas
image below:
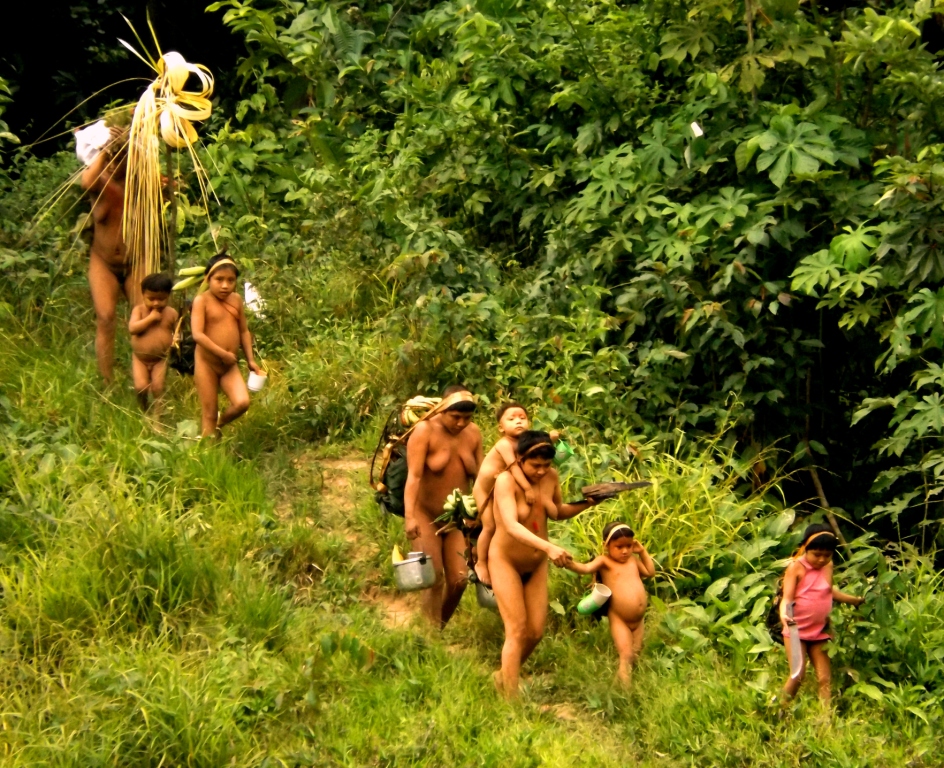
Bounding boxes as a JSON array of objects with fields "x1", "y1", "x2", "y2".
[
  {"x1": 436, "y1": 490, "x2": 478, "y2": 526},
  {"x1": 172, "y1": 265, "x2": 206, "y2": 292}
]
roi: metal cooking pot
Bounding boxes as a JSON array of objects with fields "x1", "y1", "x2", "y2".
[
  {"x1": 476, "y1": 581, "x2": 498, "y2": 610},
  {"x1": 393, "y1": 552, "x2": 436, "y2": 592}
]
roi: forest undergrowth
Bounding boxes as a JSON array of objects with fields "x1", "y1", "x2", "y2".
[
  {"x1": 0, "y1": 279, "x2": 942, "y2": 767},
  {"x1": 4, "y1": 0, "x2": 944, "y2": 763}
]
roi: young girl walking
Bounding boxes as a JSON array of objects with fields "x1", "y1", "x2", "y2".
[
  {"x1": 191, "y1": 252, "x2": 262, "y2": 438},
  {"x1": 779, "y1": 523, "x2": 864, "y2": 705},
  {"x1": 566, "y1": 522, "x2": 655, "y2": 687}
]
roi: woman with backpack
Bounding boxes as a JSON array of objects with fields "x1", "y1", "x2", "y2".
[{"x1": 403, "y1": 385, "x2": 483, "y2": 628}]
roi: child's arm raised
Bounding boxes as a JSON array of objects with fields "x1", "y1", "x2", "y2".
[
  {"x1": 564, "y1": 555, "x2": 605, "y2": 575},
  {"x1": 128, "y1": 305, "x2": 159, "y2": 335},
  {"x1": 632, "y1": 540, "x2": 656, "y2": 578},
  {"x1": 191, "y1": 295, "x2": 237, "y2": 366},
  {"x1": 235, "y1": 297, "x2": 262, "y2": 375}
]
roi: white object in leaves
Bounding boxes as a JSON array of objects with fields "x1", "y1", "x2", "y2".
[
  {"x1": 684, "y1": 144, "x2": 692, "y2": 168},
  {"x1": 786, "y1": 602, "x2": 804, "y2": 679},
  {"x1": 690, "y1": 121, "x2": 704, "y2": 138},
  {"x1": 245, "y1": 281, "x2": 265, "y2": 316},
  {"x1": 75, "y1": 120, "x2": 111, "y2": 166}
]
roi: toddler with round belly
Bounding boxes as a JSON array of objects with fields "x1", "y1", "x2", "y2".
[{"x1": 566, "y1": 522, "x2": 655, "y2": 687}]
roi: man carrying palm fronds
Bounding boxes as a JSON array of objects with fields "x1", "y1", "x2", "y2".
[{"x1": 80, "y1": 126, "x2": 131, "y2": 384}]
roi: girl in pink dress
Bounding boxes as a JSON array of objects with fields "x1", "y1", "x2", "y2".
[{"x1": 779, "y1": 524, "x2": 864, "y2": 704}]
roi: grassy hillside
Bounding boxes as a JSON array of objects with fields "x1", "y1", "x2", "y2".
[{"x1": 0, "y1": 286, "x2": 940, "y2": 767}]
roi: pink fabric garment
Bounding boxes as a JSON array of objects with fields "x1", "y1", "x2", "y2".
[{"x1": 791, "y1": 557, "x2": 833, "y2": 641}]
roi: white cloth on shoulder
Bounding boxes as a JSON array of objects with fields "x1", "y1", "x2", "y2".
[
  {"x1": 74, "y1": 120, "x2": 111, "y2": 167},
  {"x1": 244, "y1": 281, "x2": 265, "y2": 316}
]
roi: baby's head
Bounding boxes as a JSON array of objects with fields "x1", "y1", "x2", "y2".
[
  {"x1": 602, "y1": 521, "x2": 635, "y2": 562},
  {"x1": 496, "y1": 402, "x2": 530, "y2": 439},
  {"x1": 204, "y1": 251, "x2": 239, "y2": 298},
  {"x1": 140, "y1": 273, "x2": 172, "y2": 311},
  {"x1": 799, "y1": 523, "x2": 837, "y2": 570}
]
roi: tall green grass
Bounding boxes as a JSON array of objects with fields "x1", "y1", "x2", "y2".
[{"x1": 0, "y1": 303, "x2": 941, "y2": 767}]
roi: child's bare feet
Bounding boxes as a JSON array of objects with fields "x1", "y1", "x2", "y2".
[
  {"x1": 475, "y1": 561, "x2": 491, "y2": 587},
  {"x1": 616, "y1": 664, "x2": 632, "y2": 688},
  {"x1": 493, "y1": 670, "x2": 503, "y2": 694}
]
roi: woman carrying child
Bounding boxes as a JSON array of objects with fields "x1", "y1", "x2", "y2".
[
  {"x1": 473, "y1": 402, "x2": 559, "y2": 587},
  {"x1": 490, "y1": 431, "x2": 599, "y2": 698},
  {"x1": 779, "y1": 523, "x2": 864, "y2": 705}
]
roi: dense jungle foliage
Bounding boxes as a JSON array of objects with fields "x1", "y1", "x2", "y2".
[
  {"x1": 2, "y1": 0, "x2": 944, "y2": 765},
  {"x1": 197, "y1": 0, "x2": 944, "y2": 543}
]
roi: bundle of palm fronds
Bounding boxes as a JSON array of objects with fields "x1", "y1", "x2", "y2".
[{"x1": 119, "y1": 18, "x2": 215, "y2": 280}]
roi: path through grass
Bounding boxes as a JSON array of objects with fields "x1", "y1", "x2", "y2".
[{"x1": 0, "y1": 310, "x2": 937, "y2": 766}]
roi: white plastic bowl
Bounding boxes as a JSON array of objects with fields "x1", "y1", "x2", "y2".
[{"x1": 247, "y1": 371, "x2": 267, "y2": 392}]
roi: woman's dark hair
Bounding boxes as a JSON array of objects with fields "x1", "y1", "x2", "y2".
[
  {"x1": 205, "y1": 250, "x2": 239, "y2": 277},
  {"x1": 141, "y1": 272, "x2": 172, "y2": 294},
  {"x1": 602, "y1": 521, "x2": 635, "y2": 544},
  {"x1": 441, "y1": 384, "x2": 476, "y2": 413},
  {"x1": 801, "y1": 523, "x2": 838, "y2": 552},
  {"x1": 497, "y1": 402, "x2": 529, "y2": 422},
  {"x1": 517, "y1": 430, "x2": 555, "y2": 461}
]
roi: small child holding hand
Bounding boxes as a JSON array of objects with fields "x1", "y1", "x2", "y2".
[
  {"x1": 472, "y1": 402, "x2": 559, "y2": 586},
  {"x1": 191, "y1": 253, "x2": 262, "y2": 438},
  {"x1": 567, "y1": 522, "x2": 655, "y2": 687},
  {"x1": 128, "y1": 273, "x2": 178, "y2": 413}
]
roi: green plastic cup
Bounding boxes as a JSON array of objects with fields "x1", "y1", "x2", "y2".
[
  {"x1": 554, "y1": 439, "x2": 574, "y2": 464},
  {"x1": 577, "y1": 583, "x2": 612, "y2": 615}
]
